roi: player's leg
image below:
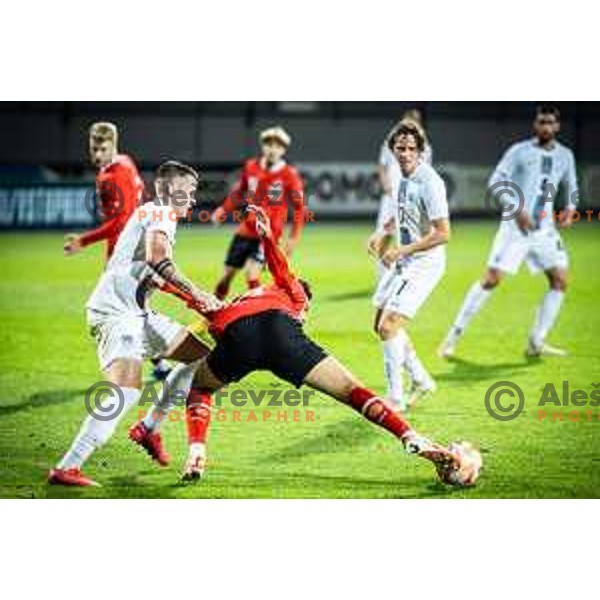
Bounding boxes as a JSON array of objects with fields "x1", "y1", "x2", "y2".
[
  {"x1": 129, "y1": 320, "x2": 212, "y2": 467},
  {"x1": 50, "y1": 313, "x2": 150, "y2": 486},
  {"x1": 245, "y1": 258, "x2": 263, "y2": 290},
  {"x1": 215, "y1": 234, "x2": 254, "y2": 299},
  {"x1": 528, "y1": 266, "x2": 569, "y2": 357},
  {"x1": 302, "y1": 356, "x2": 461, "y2": 483},
  {"x1": 245, "y1": 241, "x2": 265, "y2": 290},
  {"x1": 373, "y1": 261, "x2": 442, "y2": 410},
  {"x1": 150, "y1": 357, "x2": 172, "y2": 381},
  {"x1": 438, "y1": 267, "x2": 502, "y2": 358},
  {"x1": 49, "y1": 357, "x2": 144, "y2": 487},
  {"x1": 401, "y1": 330, "x2": 437, "y2": 408},
  {"x1": 215, "y1": 265, "x2": 238, "y2": 300},
  {"x1": 377, "y1": 310, "x2": 411, "y2": 411},
  {"x1": 372, "y1": 269, "x2": 408, "y2": 410},
  {"x1": 439, "y1": 224, "x2": 528, "y2": 358},
  {"x1": 132, "y1": 321, "x2": 238, "y2": 481},
  {"x1": 526, "y1": 231, "x2": 569, "y2": 357}
]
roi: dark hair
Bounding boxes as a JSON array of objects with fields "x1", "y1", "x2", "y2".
[
  {"x1": 388, "y1": 121, "x2": 426, "y2": 153},
  {"x1": 156, "y1": 160, "x2": 200, "y2": 182},
  {"x1": 536, "y1": 104, "x2": 561, "y2": 121},
  {"x1": 299, "y1": 278, "x2": 313, "y2": 301}
]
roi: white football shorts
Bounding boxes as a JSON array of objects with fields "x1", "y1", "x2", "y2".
[
  {"x1": 87, "y1": 309, "x2": 184, "y2": 372},
  {"x1": 487, "y1": 225, "x2": 568, "y2": 275},
  {"x1": 373, "y1": 254, "x2": 445, "y2": 319}
]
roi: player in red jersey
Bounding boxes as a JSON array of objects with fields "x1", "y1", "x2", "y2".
[
  {"x1": 212, "y1": 126, "x2": 305, "y2": 300},
  {"x1": 64, "y1": 122, "x2": 144, "y2": 261},
  {"x1": 132, "y1": 207, "x2": 475, "y2": 486}
]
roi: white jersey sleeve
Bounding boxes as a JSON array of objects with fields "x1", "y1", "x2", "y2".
[
  {"x1": 145, "y1": 204, "x2": 179, "y2": 248},
  {"x1": 423, "y1": 171, "x2": 449, "y2": 221},
  {"x1": 564, "y1": 149, "x2": 580, "y2": 212},
  {"x1": 489, "y1": 143, "x2": 521, "y2": 188}
]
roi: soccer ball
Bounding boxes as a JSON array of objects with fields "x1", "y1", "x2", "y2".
[{"x1": 445, "y1": 441, "x2": 483, "y2": 487}]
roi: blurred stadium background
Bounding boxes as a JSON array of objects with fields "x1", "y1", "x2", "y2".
[{"x1": 2, "y1": 101, "x2": 600, "y2": 227}]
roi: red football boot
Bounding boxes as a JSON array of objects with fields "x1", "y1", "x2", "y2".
[
  {"x1": 128, "y1": 422, "x2": 170, "y2": 467},
  {"x1": 48, "y1": 468, "x2": 99, "y2": 487}
]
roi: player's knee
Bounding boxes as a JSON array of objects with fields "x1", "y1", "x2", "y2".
[
  {"x1": 482, "y1": 270, "x2": 502, "y2": 290},
  {"x1": 550, "y1": 272, "x2": 568, "y2": 292},
  {"x1": 222, "y1": 270, "x2": 236, "y2": 284},
  {"x1": 377, "y1": 318, "x2": 404, "y2": 341},
  {"x1": 376, "y1": 314, "x2": 405, "y2": 341}
]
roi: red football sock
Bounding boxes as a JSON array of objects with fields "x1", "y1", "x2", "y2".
[
  {"x1": 186, "y1": 388, "x2": 213, "y2": 444},
  {"x1": 215, "y1": 280, "x2": 230, "y2": 300},
  {"x1": 349, "y1": 387, "x2": 412, "y2": 439},
  {"x1": 247, "y1": 278, "x2": 261, "y2": 289}
]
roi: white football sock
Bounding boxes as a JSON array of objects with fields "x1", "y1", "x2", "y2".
[
  {"x1": 376, "y1": 260, "x2": 388, "y2": 282},
  {"x1": 153, "y1": 358, "x2": 171, "y2": 372},
  {"x1": 383, "y1": 334, "x2": 407, "y2": 409},
  {"x1": 58, "y1": 386, "x2": 140, "y2": 470},
  {"x1": 531, "y1": 290, "x2": 565, "y2": 348},
  {"x1": 143, "y1": 362, "x2": 199, "y2": 432},
  {"x1": 189, "y1": 443, "x2": 206, "y2": 460},
  {"x1": 399, "y1": 331, "x2": 434, "y2": 389},
  {"x1": 450, "y1": 282, "x2": 493, "y2": 340}
]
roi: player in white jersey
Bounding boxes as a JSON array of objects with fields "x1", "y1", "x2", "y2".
[
  {"x1": 48, "y1": 161, "x2": 223, "y2": 487},
  {"x1": 376, "y1": 110, "x2": 433, "y2": 236},
  {"x1": 368, "y1": 121, "x2": 450, "y2": 412},
  {"x1": 439, "y1": 105, "x2": 579, "y2": 359}
]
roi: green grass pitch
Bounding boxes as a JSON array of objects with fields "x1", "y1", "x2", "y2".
[{"x1": 1, "y1": 220, "x2": 599, "y2": 498}]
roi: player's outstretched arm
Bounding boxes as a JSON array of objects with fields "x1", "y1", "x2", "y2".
[
  {"x1": 67, "y1": 171, "x2": 125, "y2": 254},
  {"x1": 64, "y1": 216, "x2": 121, "y2": 255},
  {"x1": 146, "y1": 230, "x2": 222, "y2": 312},
  {"x1": 249, "y1": 205, "x2": 303, "y2": 301}
]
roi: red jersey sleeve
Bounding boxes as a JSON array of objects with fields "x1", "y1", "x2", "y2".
[
  {"x1": 263, "y1": 233, "x2": 307, "y2": 310},
  {"x1": 286, "y1": 167, "x2": 305, "y2": 240},
  {"x1": 80, "y1": 169, "x2": 124, "y2": 247}
]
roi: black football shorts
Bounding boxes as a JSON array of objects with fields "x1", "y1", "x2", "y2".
[{"x1": 207, "y1": 310, "x2": 328, "y2": 388}]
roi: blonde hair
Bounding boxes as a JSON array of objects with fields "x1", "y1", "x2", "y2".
[
  {"x1": 260, "y1": 126, "x2": 292, "y2": 148},
  {"x1": 89, "y1": 122, "x2": 118, "y2": 146}
]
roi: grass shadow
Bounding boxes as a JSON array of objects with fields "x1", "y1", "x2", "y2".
[
  {"x1": 434, "y1": 357, "x2": 537, "y2": 384},
  {"x1": 324, "y1": 289, "x2": 373, "y2": 302},
  {"x1": 260, "y1": 417, "x2": 375, "y2": 464},
  {"x1": 0, "y1": 389, "x2": 88, "y2": 416}
]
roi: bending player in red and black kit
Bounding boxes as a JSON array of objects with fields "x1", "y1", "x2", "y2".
[
  {"x1": 212, "y1": 126, "x2": 305, "y2": 300},
  {"x1": 64, "y1": 122, "x2": 172, "y2": 380},
  {"x1": 131, "y1": 206, "x2": 470, "y2": 486}
]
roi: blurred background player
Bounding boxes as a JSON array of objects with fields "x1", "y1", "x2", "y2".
[
  {"x1": 439, "y1": 105, "x2": 579, "y2": 359},
  {"x1": 374, "y1": 110, "x2": 433, "y2": 280},
  {"x1": 369, "y1": 122, "x2": 450, "y2": 412},
  {"x1": 64, "y1": 122, "x2": 144, "y2": 260},
  {"x1": 62, "y1": 122, "x2": 172, "y2": 379},
  {"x1": 136, "y1": 205, "x2": 469, "y2": 487},
  {"x1": 48, "y1": 161, "x2": 222, "y2": 487},
  {"x1": 211, "y1": 126, "x2": 305, "y2": 300}
]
